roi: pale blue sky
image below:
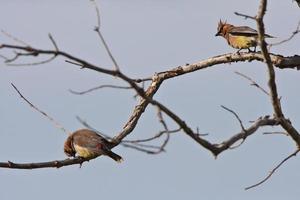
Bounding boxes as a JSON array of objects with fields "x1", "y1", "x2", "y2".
[{"x1": 1, "y1": 1, "x2": 300, "y2": 199}]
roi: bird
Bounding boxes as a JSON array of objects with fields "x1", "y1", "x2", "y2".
[
  {"x1": 64, "y1": 129, "x2": 123, "y2": 163},
  {"x1": 215, "y1": 20, "x2": 274, "y2": 53}
]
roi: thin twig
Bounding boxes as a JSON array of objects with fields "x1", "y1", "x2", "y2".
[
  {"x1": 1, "y1": 34, "x2": 58, "y2": 66},
  {"x1": 269, "y1": 21, "x2": 300, "y2": 47},
  {"x1": 228, "y1": 138, "x2": 246, "y2": 150},
  {"x1": 153, "y1": 106, "x2": 170, "y2": 153},
  {"x1": 123, "y1": 129, "x2": 180, "y2": 143},
  {"x1": 245, "y1": 149, "x2": 299, "y2": 190},
  {"x1": 65, "y1": 60, "x2": 85, "y2": 67},
  {"x1": 263, "y1": 131, "x2": 289, "y2": 136},
  {"x1": 221, "y1": 105, "x2": 246, "y2": 131},
  {"x1": 0, "y1": 54, "x2": 9, "y2": 61},
  {"x1": 91, "y1": 0, "x2": 101, "y2": 28},
  {"x1": 133, "y1": 77, "x2": 153, "y2": 83},
  {"x1": 123, "y1": 142, "x2": 162, "y2": 150},
  {"x1": 121, "y1": 143, "x2": 164, "y2": 154},
  {"x1": 76, "y1": 116, "x2": 111, "y2": 138},
  {"x1": 91, "y1": 0, "x2": 120, "y2": 71},
  {"x1": 157, "y1": 106, "x2": 169, "y2": 131},
  {"x1": 220, "y1": 105, "x2": 247, "y2": 150},
  {"x1": 234, "y1": 12, "x2": 256, "y2": 20},
  {"x1": 235, "y1": 71, "x2": 270, "y2": 96},
  {"x1": 195, "y1": 127, "x2": 209, "y2": 137},
  {"x1": 6, "y1": 55, "x2": 56, "y2": 66},
  {"x1": 69, "y1": 84, "x2": 132, "y2": 95},
  {"x1": 1, "y1": 29, "x2": 30, "y2": 47},
  {"x1": 48, "y1": 33, "x2": 59, "y2": 51},
  {"x1": 11, "y1": 83, "x2": 69, "y2": 134}
]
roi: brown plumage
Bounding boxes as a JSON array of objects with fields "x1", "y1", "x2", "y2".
[
  {"x1": 215, "y1": 20, "x2": 274, "y2": 52},
  {"x1": 64, "y1": 129, "x2": 123, "y2": 163}
]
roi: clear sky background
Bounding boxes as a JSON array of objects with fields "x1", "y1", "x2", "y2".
[{"x1": 1, "y1": 1, "x2": 300, "y2": 199}]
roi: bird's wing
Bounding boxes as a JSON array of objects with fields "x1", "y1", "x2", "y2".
[
  {"x1": 73, "y1": 130, "x2": 104, "y2": 148},
  {"x1": 229, "y1": 26, "x2": 258, "y2": 36},
  {"x1": 73, "y1": 134, "x2": 97, "y2": 148},
  {"x1": 230, "y1": 26, "x2": 274, "y2": 38}
]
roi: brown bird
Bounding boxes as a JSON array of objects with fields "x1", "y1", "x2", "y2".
[
  {"x1": 64, "y1": 129, "x2": 123, "y2": 163},
  {"x1": 215, "y1": 20, "x2": 274, "y2": 53}
]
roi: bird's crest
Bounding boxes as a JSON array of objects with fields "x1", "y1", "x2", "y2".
[{"x1": 216, "y1": 19, "x2": 228, "y2": 36}]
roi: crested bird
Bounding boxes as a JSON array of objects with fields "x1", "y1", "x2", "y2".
[{"x1": 215, "y1": 20, "x2": 274, "y2": 53}]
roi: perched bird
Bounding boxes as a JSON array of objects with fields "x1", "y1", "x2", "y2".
[
  {"x1": 215, "y1": 20, "x2": 274, "y2": 52},
  {"x1": 64, "y1": 129, "x2": 123, "y2": 163}
]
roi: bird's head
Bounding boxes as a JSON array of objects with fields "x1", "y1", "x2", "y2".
[
  {"x1": 215, "y1": 20, "x2": 232, "y2": 37},
  {"x1": 64, "y1": 135, "x2": 76, "y2": 157}
]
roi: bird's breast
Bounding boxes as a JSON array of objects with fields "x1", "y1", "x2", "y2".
[
  {"x1": 228, "y1": 34, "x2": 257, "y2": 49},
  {"x1": 74, "y1": 144, "x2": 99, "y2": 158}
]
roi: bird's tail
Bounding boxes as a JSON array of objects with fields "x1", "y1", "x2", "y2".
[{"x1": 106, "y1": 150, "x2": 123, "y2": 163}]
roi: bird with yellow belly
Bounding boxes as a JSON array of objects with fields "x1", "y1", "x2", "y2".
[
  {"x1": 215, "y1": 20, "x2": 274, "y2": 53},
  {"x1": 64, "y1": 129, "x2": 123, "y2": 163}
]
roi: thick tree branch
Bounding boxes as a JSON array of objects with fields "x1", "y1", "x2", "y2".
[
  {"x1": 1, "y1": 1, "x2": 299, "y2": 169},
  {"x1": 1, "y1": 44, "x2": 300, "y2": 73},
  {"x1": 0, "y1": 157, "x2": 94, "y2": 169},
  {"x1": 256, "y1": 0, "x2": 300, "y2": 148},
  {"x1": 0, "y1": 41, "x2": 289, "y2": 169},
  {"x1": 216, "y1": 116, "x2": 279, "y2": 153},
  {"x1": 0, "y1": 115, "x2": 280, "y2": 169}
]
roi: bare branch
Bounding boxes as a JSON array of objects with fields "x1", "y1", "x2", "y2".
[
  {"x1": 69, "y1": 84, "x2": 132, "y2": 95},
  {"x1": 48, "y1": 33, "x2": 59, "y2": 51},
  {"x1": 220, "y1": 105, "x2": 248, "y2": 150},
  {"x1": 133, "y1": 78, "x2": 152, "y2": 83},
  {"x1": 150, "y1": 106, "x2": 170, "y2": 154},
  {"x1": 91, "y1": 0, "x2": 120, "y2": 71},
  {"x1": 123, "y1": 129, "x2": 180, "y2": 143},
  {"x1": 256, "y1": 0, "x2": 281, "y2": 116},
  {"x1": 221, "y1": 105, "x2": 246, "y2": 131},
  {"x1": 216, "y1": 116, "x2": 279, "y2": 153},
  {"x1": 256, "y1": 0, "x2": 300, "y2": 147},
  {"x1": 245, "y1": 149, "x2": 299, "y2": 190},
  {"x1": 1, "y1": 0, "x2": 299, "y2": 170},
  {"x1": 6, "y1": 55, "x2": 56, "y2": 66},
  {"x1": 235, "y1": 71, "x2": 269, "y2": 96},
  {"x1": 1, "y1": 43, "x2": 300, "y2": 72},
  {"x1": 195, "y1": 127, "x2": 209, "y2": 137},
  {"x1": 0, "y1": 53, "x2": 8, "y2": 59},
  {"x1": 0, "y1": 31, "x2": 57, "y2": 66},
  {"x1": 0, "y1": 157, "x2": 94, "y2": 169},
  {"x1": 11, "y1": 83, "x2": 69, "y2": 134},
  {"x1": 234, "y1": 12, "x2": 256, "y2": 20},
  {"x1": 0, "y1": 40, "x2": 288, "y2": 161},
  {"x1": 90, "y1": 0, "x2": 101, "y2": 28},
  {"x1": 263, "y1": 131, "x2": 289, "y2": 136},
  {"x1": 1, "y1": 29, "x2": 31, "y2": 46},
  {"x1": 121, "y1": 143, "x2": 164, "y2": 154},
  {"x1": 270, "y1": 20, "x2": 300, "y2": 47},
  {"x1": 228, "y1": 139, "x2": 246, "y2": 150}
]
